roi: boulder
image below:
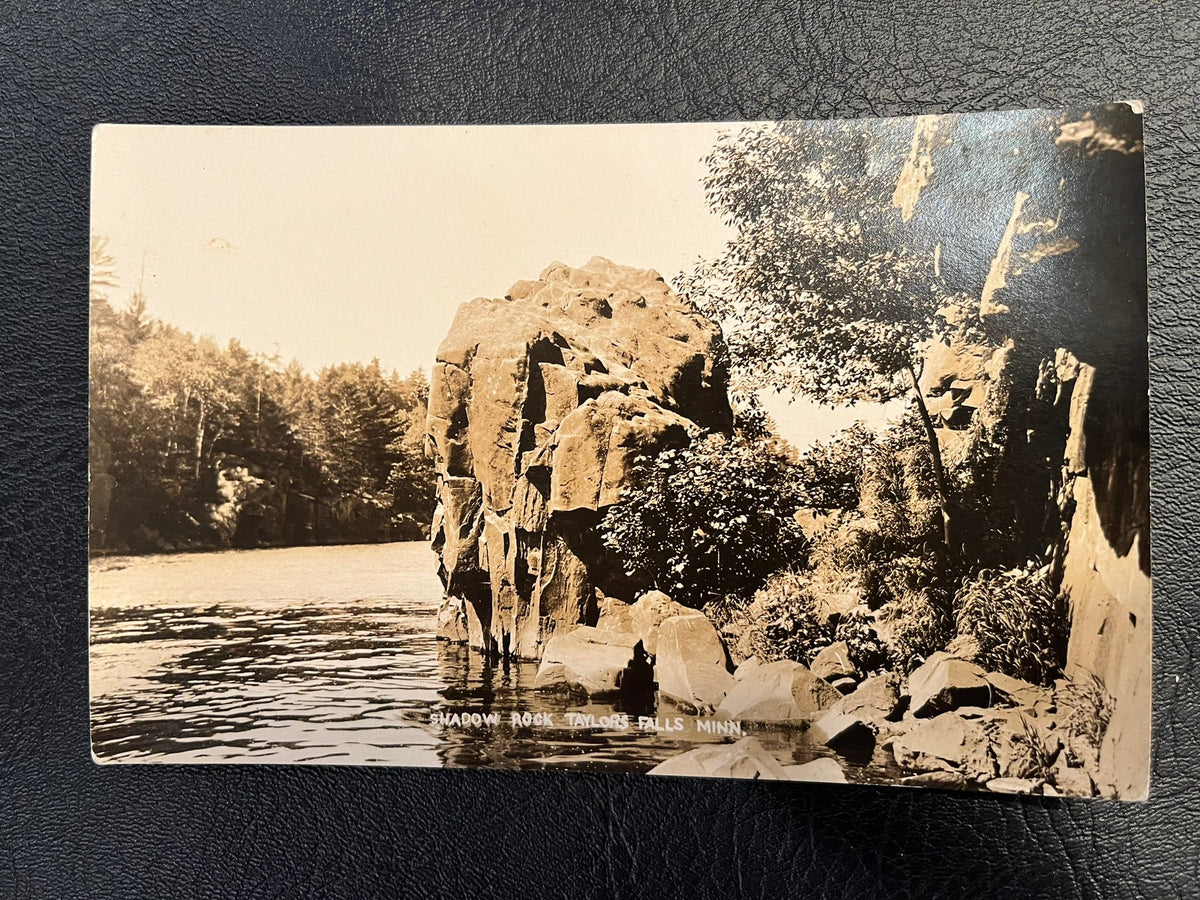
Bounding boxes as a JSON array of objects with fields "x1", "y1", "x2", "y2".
[
  {"x1": 965, "y1": 706, "x2": 1061, "y2": 780},
  {"x1": 733, "y1": 656, "x2": 764, "y2": 680},
  {"x1": 810, "y1": 710, "x2": 876, "y2": 761},
  {"x1": 892, "y1": 712, "x2": 995, "y2": 782},
  {"x1": 901, "y1": 771, "x2": 970, "y2": 790},
  {"x1": 809, "y1": 641, "x2": 856, "y2": 682},
  {"x1": 907, "y1": 652, "x2": 993, "y2": 717},
  {"x1": 595, "y1": 593, "x2": 634, "y2": 634},
  {"x1": 629, "y1": 591, "x2": 692, "y2": 657},
  {"x1": 834, "y1": 673, "x2": 905, "y2": 723},
  {"x1": 985, "y1": 671, "x2": 1051, "y2": 708},
  {"x1": 427, "y1": 258, "x2": 732, "y2": 659},
  {"x1": 986, "y1": 777, "x2": 1041, "y2": 795},
  {"x1": 435, "y1": 596, "x2": 470, "y2": 643},
  {"x1": 829, "y1": 677, "x2": 858, "y2": 695},
  {"x1": 648, "y1": 736, "x2": 788, "y2": 780},
  {"x1": 654, "y1": 613, "x2": 734, "y2": 713},
  {"x1": 783, "y1": 758, "x2": 848, "y2": 784},
  {"x1": 716, "y1": 660, "x2": 842, "y2": 722},
  {"x1": 533, "y1": 626, "x2": 651, "y2": 696},
  {"x1": 1049, "y1": 757, "x2": 1097, "y2": 797}
]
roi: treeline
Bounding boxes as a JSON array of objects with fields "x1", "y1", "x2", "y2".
[{"x1": 89, "y1": 238, "x2": 436, "y2": 554}]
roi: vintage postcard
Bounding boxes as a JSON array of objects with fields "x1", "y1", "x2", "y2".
[{"x1": 89, "y1": 107, "x2": 1150, "y2": 799}]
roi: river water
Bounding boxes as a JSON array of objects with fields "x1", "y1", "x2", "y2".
[{"x1": 90, "y1": 542, "x2": 886, "y2": 777}]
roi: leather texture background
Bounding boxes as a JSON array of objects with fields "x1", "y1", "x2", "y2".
[{"x1": 2, "y1": 2, "x2": 1198, "y2": 897}]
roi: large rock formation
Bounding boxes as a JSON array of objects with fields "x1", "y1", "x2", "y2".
[
  {"x1": 901, "y1": 105, "x2": 1150, "y2": 799},
  {"x1": 427, "y1": 257, "x2": 732, "y2": 659}
]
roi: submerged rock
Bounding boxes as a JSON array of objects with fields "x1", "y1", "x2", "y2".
[
  {"x1": 427, "y1": 258, "x2": 732, "y2": 660},
  {"x1": 654, "y1": 613, "x2": 734, "y2": 713},
  {"x1": 716, "y1": 660, "x2": 841, "y2": 722},
  {"x1": 533, "y1": 626, "x2": 651, "y2": 696},
  {"x1": 648, "y1": 736, "x2": 787, "y2": 780}
]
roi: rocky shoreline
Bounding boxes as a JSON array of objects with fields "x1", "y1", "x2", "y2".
[{"x1": 442, "y1": 587, "x2": 1103, "y2": 796}]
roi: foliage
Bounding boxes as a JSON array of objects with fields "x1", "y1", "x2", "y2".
[
  {"x1": 871, "y1": 558, "x2": 956, "y2": 674},
  {"x1": 679, "y1": 118, "x2": 953, "y2": 405},
  {"x1": 794, "y1": 423, "x2": 877, "y2": 511},
  {"x1": 708, "y1": 572, "x2": 890, "y2": 673},
  {"x1": 857, "y1": 412, "x2": 943, "y2": 553},
  {"x1": 952, "y1": 566, "x2": 1069, "y2": 685},
  {"x1": 89, "y1": 286, "x2": 435, "y2": 553},
  {"x1": 1062, "y1": 670, "x2": 1115, "y2": 756},
  {"x1": 832, "y1": 609, "x2": 890, "y2": 673},
  {"x1": 599, "y1": 430, "x2": 808, "y2": 608},
  {"x1": 711, "y1": 572, "x2": 832, "y2": 666}
]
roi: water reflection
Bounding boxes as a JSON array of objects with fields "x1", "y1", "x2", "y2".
[{"x1": 89, "y1": 543, "x2": 897, "y2": 779}]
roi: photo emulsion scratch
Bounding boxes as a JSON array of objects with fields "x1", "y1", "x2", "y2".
[{"x1": 88, "y1": 106, "x2": 1150, "y2": 799}]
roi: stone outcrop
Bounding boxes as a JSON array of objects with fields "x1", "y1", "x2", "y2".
[{"x1": 427, "y1": 258, "x2": 732, "y2": 659}]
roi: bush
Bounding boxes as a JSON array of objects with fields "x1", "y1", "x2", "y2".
[
  {"x1": 708, "y1": 571, "x2": 890, "y2": 673},
  {"x1": 858, "y1": 414, "x2": 942, "y2": 553},
  {"x1": 952, "y1": 565, "x2": 1068, "y2": 685},
  {"x1": 712, "y1": 571, "x2": 833, "y2": 665},
  {"x1": 873, "y1": 569, "x2": 956, "y2": 674},
  {"x1": 795, "y1": 423, "x2": 878, "y2": 511},
  {"x1": 599, "y1": 430, "x2": 808, "y2": 608}
]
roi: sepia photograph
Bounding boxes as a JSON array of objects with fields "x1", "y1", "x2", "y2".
[{"x1": 89, "y1": 106, "x2": 1150, "y2": 799}]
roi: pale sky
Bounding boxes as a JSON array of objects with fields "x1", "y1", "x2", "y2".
[{"x1": 90, "y1": 123, "x2": 898, "y2": 449}]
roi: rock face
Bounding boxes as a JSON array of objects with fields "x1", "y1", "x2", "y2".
[{"x1": 427, "y1": 258, "x2": 732, "y2": 659}]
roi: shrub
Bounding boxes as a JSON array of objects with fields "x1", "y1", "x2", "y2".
[
  {"x1": 874, "y1": 573, "x2": 956, "y2": 674},
  {"x1": 1061, "y1": 669, "x2": 1114, "y2": 750},
  {"x1": 708, "y1": 571, "x2": 890, "y2": 673},
  {"x1": 952, "y1": 565, "x2": 1068, "y2": 685},
  {"x1": 599, "y1": 430, "x2": 808, "y2": 608},
  {"x1": 712, "y1": 571, "x2": 833, "y2": 665},
  {"x1": 858, "y1": 414, "x2": 942, "y2": 553},
  {"x1": 833, "y1": 609, "x2": 891, "y2": 673},
  {"x1": 795, "y1": 423, "x2": 878, "y2": 511}
]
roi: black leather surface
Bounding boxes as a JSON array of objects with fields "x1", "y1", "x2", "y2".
[{"x1": 2, "y1": 2, "x2": 1198, "y2": 897}]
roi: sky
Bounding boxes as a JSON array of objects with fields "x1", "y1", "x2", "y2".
[{"x1": 91, "y1": 123, "x2": 899, "y2": 448}]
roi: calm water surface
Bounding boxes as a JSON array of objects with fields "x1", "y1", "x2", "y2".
[{"x1": 90, "y1": 542, "x2": 888, "y2": 777}]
